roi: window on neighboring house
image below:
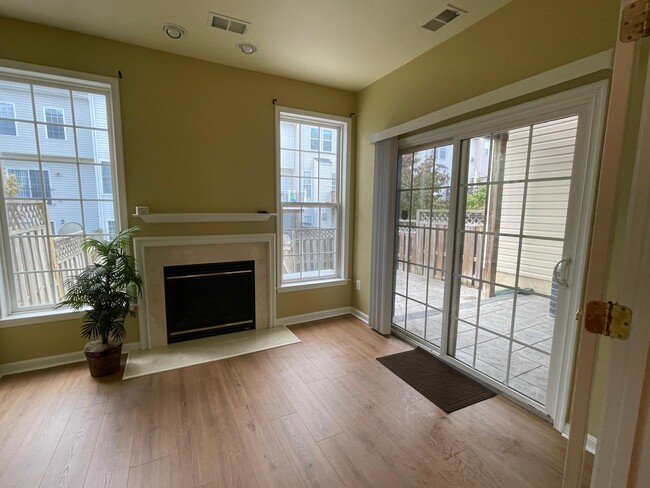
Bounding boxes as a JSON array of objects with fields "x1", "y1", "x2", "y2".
[
  {"x1": 302, "y1": 170, "x2": 312, "y2": 199},
  {"x1": 310, "y1": 127, "x2": 319, "y2": 150},
  {"x1": 322, "y1": 129, "x2": 333, "y2": 152},
  {"x1": 44, "y1": 107, "x2": 66, "y2": 140},
  {"x1": 6, "y1": 168, "x2": 52, "y2": 200},
  {"x1": 277, "y1": 108, "x2": 350, "y2": 288},
  {"x1": 0, "y1": 64, "x2": 123, "y2": 315},
  {"x1": 0, "y1": 102, "x2": 17, "y2": 136},
  {"x1": 100, "y1": 163, "x2": 112, "y2": 195}
]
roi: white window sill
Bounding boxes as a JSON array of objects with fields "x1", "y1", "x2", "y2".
[
  {"x1": 0, "y1": 308, "x2": 86, "y2": 328},
  {"x1": 277, "y1": 278, "x2": 349, "y2": 293}
]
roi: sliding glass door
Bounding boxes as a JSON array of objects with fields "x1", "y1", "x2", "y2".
[
  {"x1": 391, "y1": 106, "x2": 593, "y2": 415},
  {"x1": 449, "y1": 116, "x2": 578, "y2": 406},
  {"x1": 392, "y1": 143, "x2": 454, "y2": 347}
]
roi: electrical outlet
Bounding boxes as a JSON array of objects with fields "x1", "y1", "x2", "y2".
[{"x1": 355, "y1": 279, "x2": 361, "y2": 290}]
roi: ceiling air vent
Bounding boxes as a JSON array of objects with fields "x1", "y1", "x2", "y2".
[
  {"x1": 208, "y1": 12, "x2": 250, "y2": 35},
  {"x1": 423, "y1": 4, "x2": 466, "y2": 32}
]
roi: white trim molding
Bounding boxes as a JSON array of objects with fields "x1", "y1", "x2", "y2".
[
  {"x1": 591, "y1": 45, "x2": 650, "y2": 488},
  {"x1": 0, "y1": 341, "x2": 140, "y2": 377},
  {"x1": 351, "y1": 308, "x2": 369, "y2": 324},
  {"x1": 370, "y1": 50, "x2": 613, "y2": 144},
  {"x1": 563, "y1": 424, "x2": 598, "y2": 455},
  {"x1": 132, "y1": 213, "x2": 277, "y2": 223},
  {"x1": 0, "y1": 308, "x2": 85, "y2": 328},
  {"x1": 275, "y1": 307, "x2": 353, "y2": 327},
  {"x1": 276, "y1": 278, "x2": 349, "y2": 293}
]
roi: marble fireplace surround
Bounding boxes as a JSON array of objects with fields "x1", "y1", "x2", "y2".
[{"x1": 133, "y1": 234, "x2": 276, "y2": 350}]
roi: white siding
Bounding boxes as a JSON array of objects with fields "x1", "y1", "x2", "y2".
[{"x1": 496, "y1": 116, "x2": 578, "y2": 283}]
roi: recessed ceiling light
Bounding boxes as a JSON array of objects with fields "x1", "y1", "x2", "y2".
[
  {"x1": 162, "y1": 23, "x2": 186, "y2": 40},
  {"x1": 237, "y1": 43, "x2": 257, "y2": 55}
]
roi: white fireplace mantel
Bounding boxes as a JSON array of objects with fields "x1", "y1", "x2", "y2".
[
  {"x1": 133, "y1": 234, "x2": 276, "y2": 350},
  {"x1": 132, "y1": 213, "x2": 277, "y2": 223}
]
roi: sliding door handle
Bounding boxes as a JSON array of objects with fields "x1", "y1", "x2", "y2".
[{"x1": 553, "y1": 257, "x2": 571, "y2": 288}]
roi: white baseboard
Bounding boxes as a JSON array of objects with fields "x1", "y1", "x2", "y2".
[
  {"x1": 350, "y1": 308, "x2": 369, "y2": 324},
  {"x1": 563, "y1": 423, "x2": 598, "y2": 455},
  {"x1": 276, "y1": 307, "x2": 352, "y2": 327},
  {"x1": 586, "y1": 435, "x2": 598, "y2": 456},
  {"x1": 0, "y1": 341, "x2": 141, "y2": 377}
]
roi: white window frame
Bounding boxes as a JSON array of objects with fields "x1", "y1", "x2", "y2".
[
  {"x1": 275, "y1": 106, "x2": 350, "y2": 292},
  {"x1": 0, "y1": 59, "x2": 127, "y2": 327},
  {"x1": 43, "y1": 107, "x2": 67, "y2": 140},
  {"x1": 0, "y1": 102, "x2": 17, "y2": 136}
]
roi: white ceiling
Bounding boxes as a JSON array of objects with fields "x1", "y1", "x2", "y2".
[{"x1": 0, "y1": 0, "x2": 511, "y2": 91}]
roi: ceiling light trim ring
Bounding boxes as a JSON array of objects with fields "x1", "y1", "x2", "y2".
[
  {"x1": 238, "y1": 43, "x2": 257, "y2": 55},
  {"x1": 162, "y1": 23, "x2": 187, "y2": 40}
]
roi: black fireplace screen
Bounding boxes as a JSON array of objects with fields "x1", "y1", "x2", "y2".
[{"x1": 164, "y1": 260, "x2": 255, "y2": 344}]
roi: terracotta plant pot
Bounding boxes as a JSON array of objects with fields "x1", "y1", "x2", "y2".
[{"x1": 84, "y1": 341, "x2": 122, "y2": 377}]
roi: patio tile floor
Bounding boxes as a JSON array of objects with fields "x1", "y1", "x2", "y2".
[{"x1": 392, "y1": 269, "x2": 554, "y2": 405}]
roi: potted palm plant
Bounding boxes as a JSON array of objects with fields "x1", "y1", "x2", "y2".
[{"x1": 58, "y1": 226, "x2": 143, "y2": 377}]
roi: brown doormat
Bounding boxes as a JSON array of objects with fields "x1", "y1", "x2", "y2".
[{"x1": 377, "y1": 348, "x2": 496, "y2": 413}]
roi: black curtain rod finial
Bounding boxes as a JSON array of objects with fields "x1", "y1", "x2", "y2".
[
  {"x1": 118, "y1": 70, "x2": 123, "y2": 79},
  {"x1": 272, "y1": 98, "x2": 277, "y2": 105}
]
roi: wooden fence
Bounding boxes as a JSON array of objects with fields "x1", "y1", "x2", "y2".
[
  {"x1": 396, "y1": 211, "x2": 484, "y2": 287},
  {"x1": 7, "y1": 200, "x2": 87, "y2": 307},
  {"x1": 282, "y1": 228, "x2": 336, "y2": 274}
]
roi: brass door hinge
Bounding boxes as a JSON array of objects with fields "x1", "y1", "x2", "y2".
[
  {"x1": 584, "y1": 301, "x2": 632, "y2": 340},
  {"x1": 621, "y1": 1, "x2": 650, "y2": 42}
]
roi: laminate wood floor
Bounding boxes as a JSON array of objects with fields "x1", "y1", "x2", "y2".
[{"x1": 0, "y1": 315, "x2": 592, "y2": 487}]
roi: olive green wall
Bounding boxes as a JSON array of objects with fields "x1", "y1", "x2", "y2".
[
  {"x1": 352, "y1": 0, "x2": 619, "y2": 313},
  {"x1": 0, "y1": 16, "x2": 355, "y2": 364}
]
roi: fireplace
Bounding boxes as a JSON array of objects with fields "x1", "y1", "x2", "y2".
[
  {"x1": 134, "y1": 234, "x2": 275, "y2": 349},
  {"x1": 164, "y1": 260, "x2": 256, "y2": 344}
]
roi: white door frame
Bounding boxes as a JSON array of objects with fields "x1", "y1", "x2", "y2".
[
  {"x1": 588, "y1": 46, "x2": 650, "y2": 488},
  {"x1": 562, "y1": 2, "x2": 639, "y2": 486}
]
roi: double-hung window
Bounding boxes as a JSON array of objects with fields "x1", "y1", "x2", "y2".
[
  {"x1": 277, "y1": 108, "x2": 350, "y2": 289},
  {"x1": 7, "y1": 168, "x2": 52, "y2": 199},
  {"x1": 0, "y1": 62, "x2": 125, "y2": 316},
  {"x1": 44, "y1": 107, "x2": 66, "y2": 140}
]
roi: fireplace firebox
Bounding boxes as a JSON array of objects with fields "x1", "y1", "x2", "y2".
[{"x1": 164, "y1": 260, "x2": 255, "y2": 344}]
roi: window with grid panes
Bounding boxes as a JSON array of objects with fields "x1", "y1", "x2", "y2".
[
  {"x1": 44, "y1": 107, "x2": 66, "y2": 140},
  {"x1": 0, "y1": 102, "x2": 17, "y2": 136},
  {"x1": 0, "y1": 66, "x2": 123, "y2": 313},
  {"x1": 277, "y1": 109, "x2": 349, "y2": 287}
]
